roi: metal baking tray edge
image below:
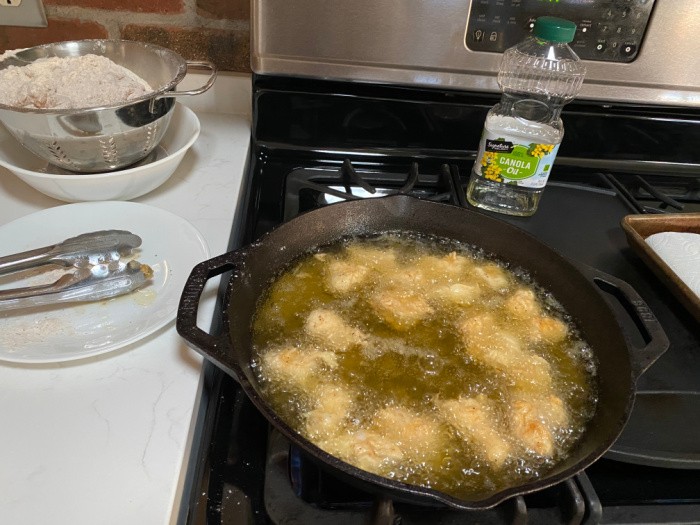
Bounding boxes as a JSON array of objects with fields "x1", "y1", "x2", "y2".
[{"x1": 621, "y1": 213, "x2": 700, "y2": 325}]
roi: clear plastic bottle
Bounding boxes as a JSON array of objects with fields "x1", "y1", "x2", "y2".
[{"x1": 466, "y1": 17, "x2": 586, "y2": 216}]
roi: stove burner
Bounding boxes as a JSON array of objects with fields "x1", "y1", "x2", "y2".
[{"x1": 284, "y1": 160, "x2": 465, "y2": 221}]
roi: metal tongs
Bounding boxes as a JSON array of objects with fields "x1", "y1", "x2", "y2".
[{"x1": 0, "y1": 230, "x2": 152, "y2": 311}]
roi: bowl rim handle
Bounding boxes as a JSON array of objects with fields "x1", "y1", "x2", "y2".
[{"x1": 149, "y1": 61, "x2": 218, "y2": 112}]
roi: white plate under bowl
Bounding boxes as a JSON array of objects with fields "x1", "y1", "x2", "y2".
[
  {"x1": 0, "y1": 201, "x2": 209, "y2": 363},
  {"x1": 0, "y1": 103, "x2": 200, "y2": 202}
]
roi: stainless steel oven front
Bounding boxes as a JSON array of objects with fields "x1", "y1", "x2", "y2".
[{"x1": 252, "y1": 0, "x2": 700, "y2": 107}]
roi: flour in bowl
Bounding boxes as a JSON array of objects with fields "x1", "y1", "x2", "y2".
[{"x1": 0, "y1": 54, "x2": 152, "y2": 110}]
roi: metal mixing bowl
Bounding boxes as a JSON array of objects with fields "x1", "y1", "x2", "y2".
[{"x1": 0, "y1": 39, "x2": 216, "y2": 173}]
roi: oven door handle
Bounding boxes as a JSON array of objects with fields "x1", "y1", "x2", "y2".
[
  {"x1": 177, "y1": 251, "x2": 241, "y2": 382},
  {"x1": 578, "y1": 263, "x2": 670, "y2": 381}
]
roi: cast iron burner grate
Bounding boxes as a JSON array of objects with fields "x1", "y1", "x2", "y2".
[
  {"x1": 596, "y1": 173, "x2": 690, "y2": 214},
  {"x1": 284, "y1": 160, "x2": 466, "y2": 221},
  {"x1": 264, "y1": 430, "x2": 602, "y2": 525},
  {"x1": 283, "y1": 160, "x2": 700, "y2": 222}
]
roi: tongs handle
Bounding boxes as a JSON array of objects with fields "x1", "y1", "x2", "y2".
[
  {"x1": 0, "y1": 261, "x2": 151, "y2": 311},
  {"x1": 0, "y1": 273, "x2": 80, "y2": 300},
  {"x1": 0, "y1": 244, "x2": 60, "y2": 274},
  {"x1": 0, "y1": 230, "x2": 142, "y2": 275}
]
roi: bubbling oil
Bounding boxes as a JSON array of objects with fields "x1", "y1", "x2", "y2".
[{"x1": 251, "y1": 232, "x2": 598, "y2": 500}]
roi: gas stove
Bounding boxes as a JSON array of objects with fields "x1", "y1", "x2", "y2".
[
  {"x1": 176, "y1": 74, "x2": 700, "y2": 524},
  {"x1": 180, "y1": 1, "x2": 700, "y2": 521}
]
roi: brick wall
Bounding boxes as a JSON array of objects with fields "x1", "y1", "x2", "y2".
[{"x1": 0, "y1": 0, "x2": 250, "y2": 72}]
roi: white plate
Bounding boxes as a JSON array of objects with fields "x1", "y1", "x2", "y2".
[
  {"x1": 0, "y1": 201, "x2": 209, "y2": 363},
  {"x1": 0, "y1": 103, "x2": 200, "y2": 202}
]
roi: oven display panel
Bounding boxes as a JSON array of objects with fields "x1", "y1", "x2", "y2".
[{"x1": 465, "y1": 0, "x2": 655, "y2": 62}]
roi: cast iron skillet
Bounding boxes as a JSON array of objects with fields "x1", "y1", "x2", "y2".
[{"x1": 177, "y1": 194, "x2": 669, "y2": 510}]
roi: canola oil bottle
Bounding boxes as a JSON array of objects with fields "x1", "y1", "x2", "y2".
[{"x1": 466, "y1": 16, "x2": 586, "y2": 216}]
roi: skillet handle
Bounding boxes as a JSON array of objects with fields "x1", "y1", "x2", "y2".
[
  {"x1": 577, "y1": 263, "x2": 669, "y2": 381},
  {"x1": 177, "y1": 251, "x2": 238, "y2": 377}
]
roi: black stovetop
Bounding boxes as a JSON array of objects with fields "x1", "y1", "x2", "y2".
[{"x1": 179, "y1": 76, "x2": 700, "y2": 525}]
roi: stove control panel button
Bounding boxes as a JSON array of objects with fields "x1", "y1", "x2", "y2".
[
  {"x1": 464, "y1": 0, "x2": 655, "y2": 63},
  {"x1": 621, "y1": 43, "x2": 638, "y2": 58}
]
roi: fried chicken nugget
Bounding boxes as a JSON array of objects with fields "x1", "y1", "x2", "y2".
[{"x1": 436, "y1": 395, "x2": 512, "y2": 467}]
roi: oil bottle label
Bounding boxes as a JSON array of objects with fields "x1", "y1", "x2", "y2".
[{"x1": 474, "y1": 134, "x2": 560, "y2": 189}]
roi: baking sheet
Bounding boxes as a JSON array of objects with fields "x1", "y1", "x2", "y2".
[{"x1": 621, "y1": 213, "x2": 700, "y2": 324}]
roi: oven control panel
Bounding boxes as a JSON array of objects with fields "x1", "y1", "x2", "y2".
[{"x1": 465, "y1": 0, "x2": 656, "y2": 62}]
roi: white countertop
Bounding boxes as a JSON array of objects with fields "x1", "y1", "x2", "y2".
[{"x1": 0, "y1": 73, "x2": 252, "y2": 524}]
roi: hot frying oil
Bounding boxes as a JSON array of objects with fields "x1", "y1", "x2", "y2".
[{"x1": 251, "y1": 233, "x2": 598, "y2": 499}]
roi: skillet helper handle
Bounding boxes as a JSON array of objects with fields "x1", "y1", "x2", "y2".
[
  {"x1": 150, "y1": 61, "x2": 217, "y2": 112},
  {"x1": 579, "y1": 264, "x2": 670, "y2": 381},
  {"x1": 177, "y1": 251, "x2": 236, "y2": 371}
]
